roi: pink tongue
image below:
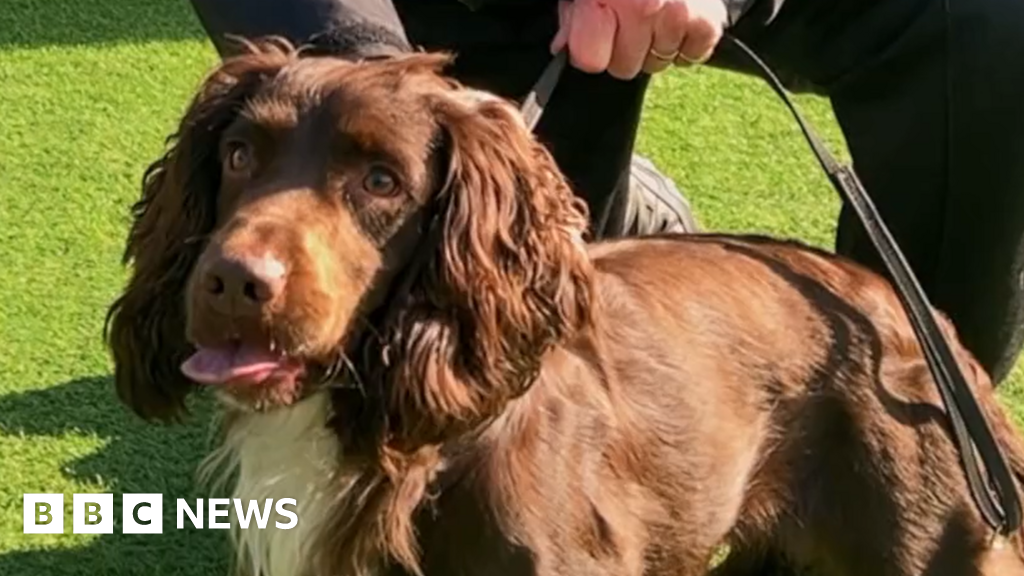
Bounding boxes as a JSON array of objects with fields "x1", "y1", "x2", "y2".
[{"x1": 181, "y1": 345, "x2": 286, "y2": 386}]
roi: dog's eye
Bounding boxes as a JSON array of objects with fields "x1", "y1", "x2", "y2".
[
  {"x1": 362, "y1": 166, "x2": 398, "y2": 197},
  {"x1": 224, "y1": 141, "x2": 254, "y2": 174}
]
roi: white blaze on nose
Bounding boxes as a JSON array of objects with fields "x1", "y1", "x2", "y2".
[{"x1": 251, "y1": 254, "x2": 287, "y2": 282}]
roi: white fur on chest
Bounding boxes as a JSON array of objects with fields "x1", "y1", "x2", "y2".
[{"x1": 200, "y1": 392, "x2": 350, "y2": 576}]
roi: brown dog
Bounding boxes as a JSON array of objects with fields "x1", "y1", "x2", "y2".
[{"x1": 105, "y1": 38, "x2": 1024, "y2": 576}]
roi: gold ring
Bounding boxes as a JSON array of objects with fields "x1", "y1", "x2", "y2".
[
  {"x1": 674, "y1": 52, "x2": 707, "y2": 66},
  {"x1": 649, "y1": 47, "x2": 679, "y2": 61}
]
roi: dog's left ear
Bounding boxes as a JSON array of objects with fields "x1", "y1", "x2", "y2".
[
  {"x1": 436, "y1": 88, "x2": 596, "y2": 390},
  {"x1": 381, "y1": 88, "x2": 596, "y2": 433},
  {"x1": 104, "y1": 40, "x2": 294, "y2": 422},
  {"x1": 338, "y1": 87, "x2": 597, "y2": 576}
]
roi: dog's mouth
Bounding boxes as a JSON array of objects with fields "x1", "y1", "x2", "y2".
[
  {"x1": 180, "y1": 342, "x2": 314, "y2": 409},
  {"x1": 181, "y1": 343, "x2": 305, "y2": 386}
]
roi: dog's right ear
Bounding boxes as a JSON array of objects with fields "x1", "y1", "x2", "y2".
[{"x1": 104, "y1": 39, "x2": 294, "y2": 422}]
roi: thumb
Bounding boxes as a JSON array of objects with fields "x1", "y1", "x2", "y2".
[{"x1": 550, "y1": 0, "x2": 574, "y2": 53}]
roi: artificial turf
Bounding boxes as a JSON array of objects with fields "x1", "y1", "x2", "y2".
[{"x1": 1, "y1": 1, "x2": 1021, "y2": 573}]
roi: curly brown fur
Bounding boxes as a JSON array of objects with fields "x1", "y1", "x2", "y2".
[{"x1": 104, "y1": 39, "x2": 295, "y2": 421}]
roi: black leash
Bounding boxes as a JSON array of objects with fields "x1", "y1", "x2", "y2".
[{"x1": 519, "y1": 35, "x2": 1022, "y2": 538}]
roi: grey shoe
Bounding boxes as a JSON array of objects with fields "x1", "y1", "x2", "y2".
[{"x1": 622, "y1": 154, "x2": 700, "y2": 236}]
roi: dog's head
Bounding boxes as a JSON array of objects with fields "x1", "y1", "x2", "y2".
[{"x1": 105, "y1": 39, "x2": 594, "y2": 430}]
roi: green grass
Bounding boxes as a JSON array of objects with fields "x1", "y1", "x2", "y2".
[{"x1": 0, "y1": 1, "x2": 1021, "y2": 574}]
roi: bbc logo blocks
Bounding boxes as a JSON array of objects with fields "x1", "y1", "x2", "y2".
[
  {"x1": 72, "y1": 493, "x2": 114, "y2": 534},
  {"x1": 123, "y1": 493, "x2": 163, "y2": 534},
  {"x1": 24, "y1": 494, "x2": 164, "y2": 534},
  {"x1": 23, "y1": 494, "x2": 64, "y2": 534}
]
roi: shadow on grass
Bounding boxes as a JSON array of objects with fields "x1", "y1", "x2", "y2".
[
  {"x1": 0, "y1": 376, "x2": 229, "y2": 576},
  {"x1": 1, "y1": 0, "x2": 207, "y2": 48}
]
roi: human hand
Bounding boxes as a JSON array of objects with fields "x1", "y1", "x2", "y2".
[{"x1": 550, "y1": 0, "x2": 728, "y2": 80}]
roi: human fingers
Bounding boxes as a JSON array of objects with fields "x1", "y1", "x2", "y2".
[
  {"x1": 673, "y1": 0, "x2": 725, "y2": 65},
  {"x1": 565, "y1": 0, "x2": 618, "y2": 73},
  {"x1": 641, "y1": 1, "x2": 689, "y2": 74},
  {"x1": 606, "y1": 2, "x2": 658, "y2": 79}
]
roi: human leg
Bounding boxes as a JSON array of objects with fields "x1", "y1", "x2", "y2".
[{"x1": 716, "y1": 0, "x2": 1024, "y2": 382}]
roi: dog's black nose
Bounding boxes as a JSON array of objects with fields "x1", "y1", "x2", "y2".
[{"x1": 201, "y1": 252, "x2": 287, "y2": 315}]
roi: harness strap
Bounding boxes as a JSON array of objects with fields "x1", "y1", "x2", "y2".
[{"x1": 520, "y1": 34, "x2": 1022, "y2": 537}]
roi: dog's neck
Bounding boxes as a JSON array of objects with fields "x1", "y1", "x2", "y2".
[{"x1": 201, "y1": 392, "x2": 359, "y2": 576}]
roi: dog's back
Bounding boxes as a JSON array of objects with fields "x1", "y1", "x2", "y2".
[
  {"x1": 407, "y1": 234, "x2": 1024, "y2": 576},
  {"x1": 584, "y1": 234, "x2": 1024, "y2": 576}
]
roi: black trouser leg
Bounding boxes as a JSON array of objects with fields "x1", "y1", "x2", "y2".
[
  {"x1": 928, "y1": 0, "x2": 1024, "y2": 382},
  {"x1": 722, "y1": 0, "x2": 1024, "y2": 383},
  {"x1": 833, "y1": 0, "x2": 1024, "y2": 383}
]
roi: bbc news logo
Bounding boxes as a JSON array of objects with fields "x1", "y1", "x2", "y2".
[{"x1": 23, "y1": 494, "x2": 298, "y2": 534}]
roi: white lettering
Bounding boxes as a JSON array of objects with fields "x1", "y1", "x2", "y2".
[
  {"x1": 176, "y1": 498, "x2": 203, "y2": 529},
  {"x1": 274, "y1": 498, "x2": 298, "y2": 529},
  {"x1": 233, "y1": 498, "x2": 273, "y2": 529},
  {"x1": 208, "y1": 498, "x2": 230, "y2": 529}
]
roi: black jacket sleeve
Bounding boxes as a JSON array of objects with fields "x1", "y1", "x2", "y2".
[{"x1": 187, "y1": 0, "x2": 411, "y2": 58}]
